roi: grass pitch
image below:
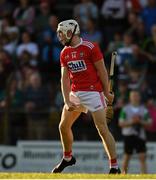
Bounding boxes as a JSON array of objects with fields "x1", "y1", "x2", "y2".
[{"x1": 0, "y1": 173, "x2": 156, "y2": 179}]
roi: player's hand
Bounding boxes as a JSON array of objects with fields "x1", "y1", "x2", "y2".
[
  {"x1": 65, "y1": 101, "x2": 77, "y2": 111},
  {"x1": 132, "y1": 115, "x2": 141, "y2": 124},
  {"x1": 105, "y1": 92, "x2": 114, "y2": 105}
]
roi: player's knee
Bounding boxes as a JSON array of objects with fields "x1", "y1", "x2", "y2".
[
  {"x1": 59, "y1": 122, "x2": 69, "y2": 134},
  {"x1": 59, "y1": 122, "x2": 65, "y2": 132}
]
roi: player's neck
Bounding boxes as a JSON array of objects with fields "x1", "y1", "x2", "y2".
[
  {"x1": 70, "y1": 36, "x2": 81, "y2": 47},
  {"x1": 131, "y1": 102, "x2": 140, "y2": 107}
]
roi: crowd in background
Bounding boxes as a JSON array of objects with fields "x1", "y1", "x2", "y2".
[{"x1": 0, "y1": 0, "x2": 156, "y2": 144}]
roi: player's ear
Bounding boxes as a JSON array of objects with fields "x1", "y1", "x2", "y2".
[{"x1": 66, "y1": 30, "x2": 72, "y2": 39}]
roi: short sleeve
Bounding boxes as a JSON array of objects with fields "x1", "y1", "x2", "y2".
[
  {"x1": 60, "y1": 50, "x2": 67, "y2": 67},
  {"x1": 119, "y1": 108, "x2": 126, "y2": 122},
  {"x1": 143, "y1": 108, "x2": 150, "y2": 122},
  {"x1": 91, "y1": 43, "x2": 103, "y2": 63}
]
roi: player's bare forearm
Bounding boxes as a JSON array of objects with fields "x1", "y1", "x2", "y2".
[
  {"x1": 94, "y1": 59, "x2": 109, "y2": 97},
  {"x1": 61, "y1": 78, "x2": 70, "y2": 103},
  {"x1": 61, "y1": 67, "x2": 71, "y2": 103},
  {"x1": 119, "y1": 121, "x2": 133, "y2": 127}
]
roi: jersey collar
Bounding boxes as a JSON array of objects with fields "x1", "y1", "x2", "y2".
[{"x1": 70, "y1": 38, "x2": 82, "y2": 48}]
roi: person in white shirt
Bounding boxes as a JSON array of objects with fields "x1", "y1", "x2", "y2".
[{"x1": 119, "y1": 90, "x2": 151, "y2": 173}]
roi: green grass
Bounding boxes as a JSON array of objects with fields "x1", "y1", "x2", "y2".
[{"x1": 0, "y1": 173, "x2": 156, "y2": 179}]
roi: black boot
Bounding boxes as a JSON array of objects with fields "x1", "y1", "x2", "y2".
[
  {"x1": 109, "y1": 167, "x2": 121, "y2": 174},
  {"x1": 52, "y1": 156, "x2": 76, "y2": 173}
]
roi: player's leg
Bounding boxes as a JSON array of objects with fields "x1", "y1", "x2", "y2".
[
  {"x1": 92, "y1": 109, "x2": 116, "y2": 159},
  {"x1": 138, "y1": 152, "x2": 147, "y2": 173},
  {"x1": 136, "y1": 138, "x2": 147, "y2": 173},
  {"x1": 122, "y1": 153, "x2": 131, "y2": 174},
  {"x1": 91, "y1": 108, "x2": 120, "y2": 174},
  {"x1": 52, "y1": 106, "x2": 81, "y2": 173},
  {"x1": 122, "y1": 136, "x2": 133, "y2": 173},
  {"x1": 59, "y1": 106, "x2": 81, "y2": 153}
]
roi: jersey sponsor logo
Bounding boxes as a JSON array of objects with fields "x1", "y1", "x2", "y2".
[{"x1": 67, "y1": 60, "x2": 87, "y2": 73}]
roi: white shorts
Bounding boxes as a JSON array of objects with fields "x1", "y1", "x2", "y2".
[{"x1": 69, "y1": 91, "x2": 107, "y2": 113}]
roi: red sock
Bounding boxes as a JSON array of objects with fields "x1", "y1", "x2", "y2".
[
  {"x1": 110, "y1": 158, "x2": 118, "y2": 169},
  {"x1": 63, "y1": 151, "x2": 72, "y2": 161}
]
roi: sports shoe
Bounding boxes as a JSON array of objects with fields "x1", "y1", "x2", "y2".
[
  {"x1": 109, "y1": 167, "x2": 121, "y2": 174},
  {"x1": 52, "y1": 156, "x2": 76, "y2": 173}
]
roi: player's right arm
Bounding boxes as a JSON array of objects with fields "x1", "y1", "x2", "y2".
[
  {"x1": 61, "y1": 66, "x2": 76, "y2": 111},
  {"x1": 61, "y1": 66, "x2": 70, "y2": 103},
  {"x1": 118, "y1": 108, "x2": 133, "y2": 127},
  {"x1": 94, "y1": 59, "x2": 114, "y2": 104}
]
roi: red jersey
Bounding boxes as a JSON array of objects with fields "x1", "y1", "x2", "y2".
[{"x1": 60, "y1": 39, "x2": 103, "y2": 92}]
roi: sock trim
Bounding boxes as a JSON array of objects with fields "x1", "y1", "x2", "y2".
[
  {"x1": 64, "y1": 150, "x2": 72, "y2": 158},
  {"x1": 110, "y1": 158, "x2": 118, "y2": 168}
]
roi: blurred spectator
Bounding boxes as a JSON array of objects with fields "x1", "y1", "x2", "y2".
[
  {"x1": 19, "y1": 64, "x2": 37, "y2": 89},
  {"x1": 127, "y1": 11, "x2": 140, "y2": 33},
  {"x1": 81, "y1": 17, "x2": 103, "y2": 45},
  {"x1": 0, "y1": 50, "x2": 13, "y2": 90},
  {"x1": 119, "y1": 90, "x2": 151, "y2": 173},
  {"x1": 106, "y1": 32, "x2": 123, "y2": 57},
  {"x1": 19, "y1": 50, "x2": 37, "y2": 68},
  {"x1": 146, "y1": 98, "x2": 156, "y2": 134},
  {"x1": 13, "y1": 0, "x2": 35, "y2": 33},
  {"x1": 140, "y1": 80, "x2": 154, "y2": 103},
  {"x1": 0, "y1": 16, "x2": 19, "y2": 55},
  {"x1": 128, "y1": 18, "x2": 147, "y2": 47},
  {"x1": 34, "y1": 0, "x2": 51, "y2": 33},
  {"x1": 116, "y1": 33, "x2": 134, "y2": 78},
  {"x1": 127, "y1": 68, "x2": 145, "y2": 90},
  {"x1": 0, "y1": 0, "x2": 14, "y2": 18},
  {"x1": 143, "y1": 24, "x2": 156, "y2": 59},
  {"x1": 73, "y1": 0, "x2": 98, "y2": 31},
  {"x1": 0, "y1": 78, "x2": 23, "y2": 109},
  {"x1": 9, "y1": 79, "x2": 25, "y2": 144},
  {"x1": 0, "y1": 33, "x2": 15, "y2": 55},
  {"x1": 101, "y1": 0, "x2": 126, "y2": 41},
  {"x1": 16, "y1": 31, "x2": 39, "y2": 66},
  {"x1": 23, "y1": 72, "x2": 51, "y2": 139},
  {"x1": 101, "y1": 0, "x2": 126, "y2": 19},
  {"x1": 0, "y1": 78, "x2": 24, "y2": 144},
  {"x1": 1, "y1": 15, "x2": 19, "y2": 35},
  {"x1": 139, "y1": 0, "x2": 148, "y2": 8},
  {"x1": 142, "y1": 24, "x2": 156, "y2": 73},
  {"x1": 114, "y1": 80, "x2": 129, "y2": 111},
  {"x1": 130, "y1": 45, "x2": 151, "y2": 69},
  {"x1": 126, "y1": 0, "x2": 142, "y2": 13},
  {"x1": 40, "y1": 15, "x2": 62, "y2": 78},
  {"x1": 140, "y1": 0, "x2": 156, "y2": 36}
]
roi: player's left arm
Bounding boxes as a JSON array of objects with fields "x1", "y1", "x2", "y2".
[
  {"x1": 94, "y1": 59, "x2": 109, "y2": 94},
  {"x1": 94, "y1": 59, "x2": 113, "y2": 104},
  {"x1": 91, "y1": 43, "x2": 113, "y2": 104},
  {"x1": 140, "y1": 109, "x2": 152, "y2": 128}
]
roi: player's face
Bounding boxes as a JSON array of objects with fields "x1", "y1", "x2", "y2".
[
  {"x1": 130, "y1": 91, "x2": 140, "y2": 105},
  {"x1": 57, "y1": 31, "x2": 67, "y2": 46}
]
